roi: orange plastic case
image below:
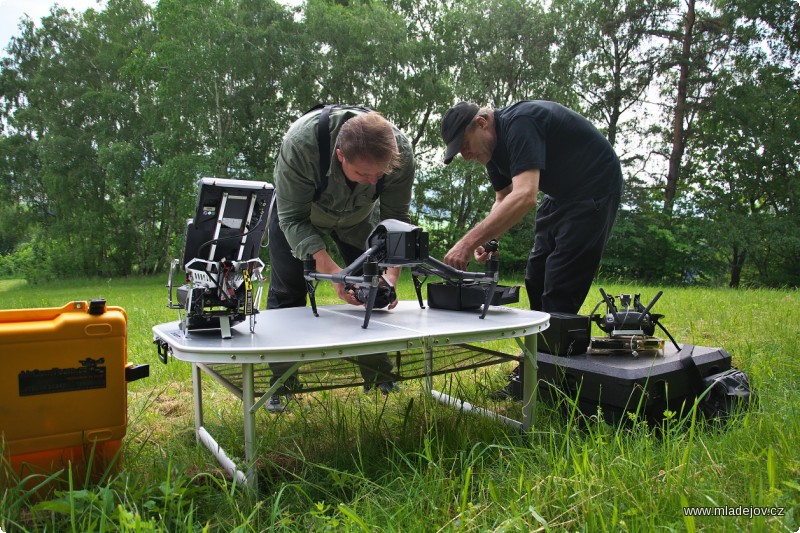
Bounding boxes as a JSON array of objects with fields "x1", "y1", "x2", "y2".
[{"x1": 0, "y1": 299, "x2": 147, "y2": 486}]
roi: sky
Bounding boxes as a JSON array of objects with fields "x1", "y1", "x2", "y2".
[
  {"x1": 1, "y1": 0, "x2": 104, "y2": 54},
  {"x1": 0, "y1": 0, "x2": 300, "y2": 57}
]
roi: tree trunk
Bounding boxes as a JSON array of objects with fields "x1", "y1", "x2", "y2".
[
  {"x1": 729, "y1": 244, "x2": 746, "y2": 288},
  {"x1": 664, "y1": 0, "x2": 695, "y2": 216}
]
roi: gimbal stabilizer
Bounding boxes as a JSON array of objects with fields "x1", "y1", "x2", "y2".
[
  {"x1": 589, "y1": 288, "x2": 680, "y2": 352},
  {"x1": 303, "y1": 220, "x2": 517, "y2": 328}
]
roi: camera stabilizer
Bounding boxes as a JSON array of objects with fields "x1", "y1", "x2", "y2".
[
  {"x1": 588, "y1": 288, "x2": 680, "y2": 356},
  {"x1": 303, "y1": 219, "x2": 519, "y2": 328},
  {"x1": 166, "y1": 178, "x2": 273, "y2": 339}
]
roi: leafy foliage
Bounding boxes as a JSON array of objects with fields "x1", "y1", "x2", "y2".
[{"x1": 0, "y1": 0, "x2": 798, "y2": 287}]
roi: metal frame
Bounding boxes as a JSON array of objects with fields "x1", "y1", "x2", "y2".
[{"x1": 153, "y1": 301, "x2": 548, "y2": 490}]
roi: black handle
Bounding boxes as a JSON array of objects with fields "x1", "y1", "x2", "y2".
[{"x1": 154, "y1": 339, "x2": 170, "y2": 365}]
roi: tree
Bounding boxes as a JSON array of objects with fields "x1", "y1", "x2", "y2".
[
  {"x1": 551, "y1": 0, "x2": 671, "y2": 148},
  {"x1": 408, "y1": 0, "x2": 556, "y2": 257},
  {"x1": 147, "y1": 0, "x2": 295, "y2": 179},
  {"x1": 298, "y1": 0, "x2": 410, "y2": 111},
  {"x1": 116, "y1": 0, "x2": 296, "y2": 269},
  {"x1": 650, "y1": 0, "x2": 735, "y2": 215},
  {"x1": 1, "y1": 0, "x2": 798, "y2": 287},
  {"x1": 412, "y1": 159, "x2": 492, "y2": 257},
  {"x1": 444, "y1": 0, "x2": 555, "y2": 107},
  {"x1": 690, "y1": 58, "x2": 800, "y2": 287},
  {"x1": 382, "y1": 0, "x2": 458, "y2": 159},
  {"x1": 0, "y1": 1, "x2": 161, "y2": 277},
  {"x1": 724, "y1": 0, "x2": 800, "y2": 59}
]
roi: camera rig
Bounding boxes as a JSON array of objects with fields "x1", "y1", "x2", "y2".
[
  {"x1": 167, "y1": 178, "x2": 274, "y2": 339},
  {"x1": 588, "y1": 288, "x2": 680, "y2": 357},
  {"x1": 303, "y1": 219, "x2": 519, "y2": 328}
]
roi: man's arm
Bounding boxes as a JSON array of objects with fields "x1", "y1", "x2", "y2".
[
  {"x1": 311, "y1": 253, "x2": 402, "y2": 308},
  {"x1": 274, "y1": 126, "x2": 329, "y2": 261},
  {"x1": 443, "y1": 169, "x2": 540, "y2": 270},
  {"x1": 311, "y1": 248, "x2": 363, "y2": 306}
]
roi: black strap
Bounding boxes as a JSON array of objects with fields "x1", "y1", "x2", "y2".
[
  {"x1": 310, "y1": 104, "x2": 384, "y2": 202},
  {"x1": 313, "y1": 105, "x2": 333, "y2": 201}
]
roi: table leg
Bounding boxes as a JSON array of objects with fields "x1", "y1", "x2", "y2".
[
  {"x1": 192, "y1": 363, "x2": 204, "y2": 442},
  {"x1": 521, "y1": 333, "x2": 538, "y2": 431},
  {"x1": 193, "y1": 363, "x2": 249, "y2": 488},
  {"x1": 242, "y1": 363, "x2": 257, "y2": 490},
  {"x1": 424, "y1": 344, "x2": 433, "y2": 394}
]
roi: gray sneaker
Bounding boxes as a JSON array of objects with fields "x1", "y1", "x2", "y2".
[
  {"x1": 377, "y1": 382, "x2": 400, "y2": 395},
  {"x1": 364, "y1": 382, "x2": 400, "y2": 395},
  {"x1": 266, "y1": 395, "x2": 287, "y2": 413}
]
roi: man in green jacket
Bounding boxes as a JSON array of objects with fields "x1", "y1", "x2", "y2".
[{"x1": 266, "y1": 105, "x2": 416, "y2": 411}]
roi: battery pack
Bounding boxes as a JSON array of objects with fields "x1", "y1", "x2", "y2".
[{"x1": 537, "y1": 313, "x2": 591, "y2": 356}]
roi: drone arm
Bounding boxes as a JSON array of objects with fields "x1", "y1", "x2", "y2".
[
  {"x1": 330, "y1": 243, "x2": 382, "y2": 283},
  {"x1": 422, "y1": 256, "x2": 495, "y2": 282},
  {"x1": 307, "y1": 270, "x2": 376, "y2": 292},
  {"x1": 422, "y1": 256, "x2": 459, "y2": 277},
  {"x1": 361, "y1": 284, "x2": 379, "y2": 328},
  {"x1": 302, "y1": 256, "x2": 320, "y2": 316},
  {"x1": 412, "y1": 272, "x2": 427, "y2": 308}
]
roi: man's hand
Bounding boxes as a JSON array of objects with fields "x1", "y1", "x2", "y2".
[
  {"x1": 383, "y1": 267, "x2": 401, "y2": 309},
  {"x1": 444, "y1": 240, "x2": 474, "y2": 271},
  {"x1": 473, "y1": 243, "x2": 491, "y2": 264},
  {"x1": 312, "y1": 248, "x2": 363, "y2": 305},
  {"x1": 444, "y1": 170, "x2": 539, "y2": 271},
  {"x1": 335, "y1": 282, "x2": 363, "y2": 306}
]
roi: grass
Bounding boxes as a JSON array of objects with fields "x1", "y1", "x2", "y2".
[{"x1": 1, "y1": 273, "x2": 799, "y2": 532}]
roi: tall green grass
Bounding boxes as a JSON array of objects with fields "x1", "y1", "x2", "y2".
[{"x1": 1, "y1": 275, "x2": 798, "y2": 532}]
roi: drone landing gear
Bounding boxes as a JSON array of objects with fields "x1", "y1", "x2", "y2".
[{"x1": 304, "y1": 256, "x2": 383, "y2": 328}]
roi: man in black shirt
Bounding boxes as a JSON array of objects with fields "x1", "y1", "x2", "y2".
[{"x1": 440, "y1": 101, "x2": 622, "y2": 399}]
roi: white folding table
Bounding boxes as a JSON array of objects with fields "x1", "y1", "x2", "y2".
[{"x1": 152, "y1": 301, "x2": 549, "y2": 489}]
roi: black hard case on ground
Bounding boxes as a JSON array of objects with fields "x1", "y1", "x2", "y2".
[{"x1": 536, "y1": 343, "x2": 733, "y2": 422}]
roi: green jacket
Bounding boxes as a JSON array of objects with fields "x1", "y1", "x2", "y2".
[{"x1": 273, "y1": 107, "x2": 415, "y2": 260}]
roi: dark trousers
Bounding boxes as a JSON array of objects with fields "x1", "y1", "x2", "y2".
[
  {"x1": 525, "y1": 191, "x2": 621, "y2": 314},
  {"x1": 266, "y1": 209, "x2": 394, "y2": 388}
]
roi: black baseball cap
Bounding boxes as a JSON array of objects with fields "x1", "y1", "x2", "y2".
[{"x1": 441, "y1": 102, "x2": 479, "y2": 164}]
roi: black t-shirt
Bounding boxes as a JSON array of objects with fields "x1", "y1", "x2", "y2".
[{"x1": 487, "y1": 101, "x2": 621, "y2": 200}]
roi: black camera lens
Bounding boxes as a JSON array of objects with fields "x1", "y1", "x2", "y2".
[{"x1": 351, "y1": 285, "x2": 396, "y2": 309}]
